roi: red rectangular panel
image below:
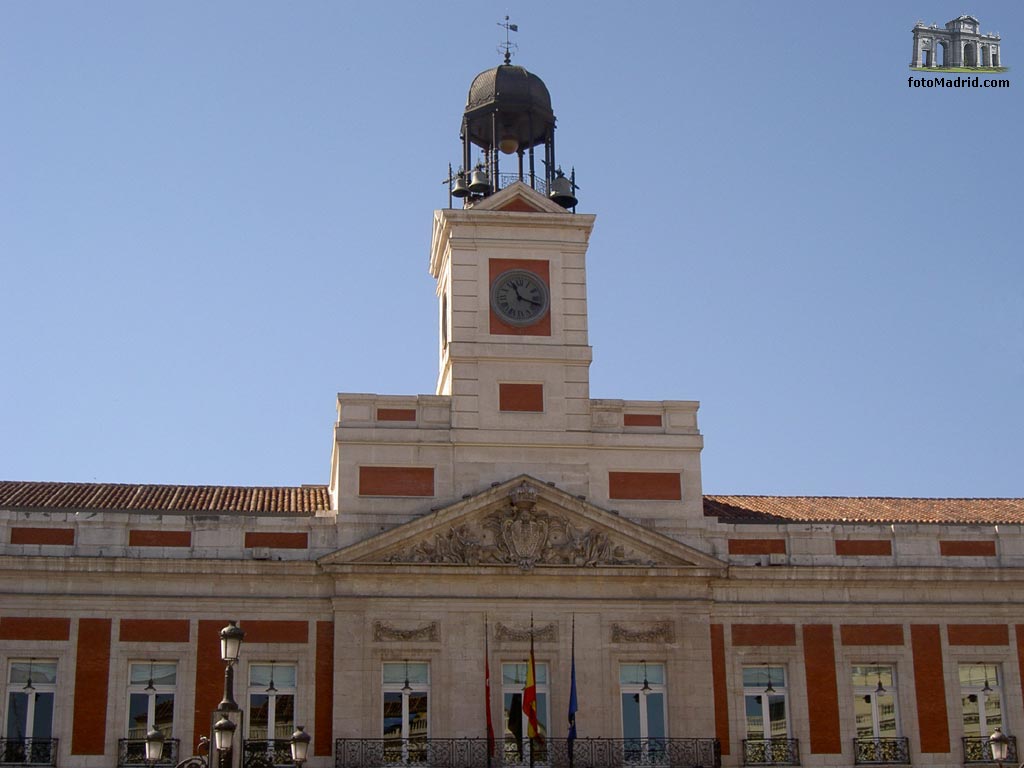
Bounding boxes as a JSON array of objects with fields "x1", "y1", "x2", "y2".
[
  {"x1": 710, "y1": 624, "x2": 730, "y2": 755},
  {"x1": 71, "y1": 619, "x2": 111, "y2": 754},
  {"x1": 940, "y1": 540, "x2": 996, "y2": 556},
  {"x1": 731, "y1": 624, "x2": 797, "y2": 646},
  {"x1": 499, "y1": 383, "x2": 544, "y2": 412},
  {"x1": 315, "y1": 621, "x2": 335, "y2": 755},
  {"x1": 377, "y1": 408, "x2": 417, "y2": 421},
  {"x1": 728, "y1": 539, "x2": 786, "y2": 555},
  {"x1": 911, "y1": 624, "x2": 950, "y2": 753},
  {"x1": 10, "y1": 527, "x2": 75, "y2": 545},
  {"x1": 193, "y1": 620, "x2": 225, "y2": 753},
  {"x1": 119, "y1": 619, "x2": 190, "y2": 643},
  {"x1": 129, "y1": 530, "x2": 192, "y2": 547},
  {"x1": 243, "y1": 620, "x2": 309, "y2": 644},
  {"x1": 840, "y1": 625, "x2": 905, "y2": 646},
  {"x1": 947, "y1": 625, "x2": 1009, "y2": 646},
  {"x1": 608, "y1": 472, "x2": 681, "y2": 500},
  {"x1": 244, "y1": 532, "x2": 308, "y2": 549},
  {"x1": 623, "y1": 414, "x2": 662, "y2": 427},
  {"x1": 0, "y1": 617, "x2": 71, "y2": 641},
  {"x1": 359, "y1": 466, "x2": 434, "y2": 497},
  {"x1": 803, "y1": 625, "x2": 842, "y2": 754}
]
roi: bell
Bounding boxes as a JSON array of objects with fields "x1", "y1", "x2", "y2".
[
  {"x1": 468, "y1": 167, "x2": 491, "y2": 195},
  {"x1": 451, "y1": 173, "x2": 470, "y2": 198},
  {"x1": 549, "y1": 171, "x2": 577, "y2": 208}
]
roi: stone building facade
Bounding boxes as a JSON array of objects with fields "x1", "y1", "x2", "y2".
[
  {"x1": 911, "y1": 16, "x2": 1003, "y2": 68},
  {"x1": 2, "y1": 58, "x2": 1024, "y2": 768}
]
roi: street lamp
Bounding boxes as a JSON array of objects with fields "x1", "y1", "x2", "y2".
[
  {"x1": 989, "y1": 727, "x2": 1009, "y2": 768},
  {"x1": 290, "y1": 726, "x2": 311, "y2": 766},
  {"x1": 145, "y1": 727, "x2": 165, "y2": 764}
]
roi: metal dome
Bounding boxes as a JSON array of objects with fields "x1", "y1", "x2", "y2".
[{"x1": 463, "y1": 64, "x2": 555, "y2": 151}]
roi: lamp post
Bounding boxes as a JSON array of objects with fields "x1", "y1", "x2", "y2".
[
  {"x1": 290, "y1": 726, "x2": 311, "y2": 767},
  {"x1": 989, "y1": 727, "x2": 1009, "y2": 768},
  {"x1": 146, "y1": 621, "x2": 247, "y2": 768}
]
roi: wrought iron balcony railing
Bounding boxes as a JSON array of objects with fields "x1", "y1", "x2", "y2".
[
  {"x1": 118, "y1": 738, "x2": 180, "y2": 768},
  {"x1": 742, "y1": 738, "x2": 800, "y2": 766},
  {"x1": 243, "y1": 739, "x2": 295, "y2": 768},
  {"x1": 336, "y1": 737, "x2": 721, "y2": 768},
  {"x1": 964, "y1": 735, "x2": 1018, "y2": 764},
  {"x1": 0, "y1": 739, "x2": 59, "y2": 766},
  {"x1": 853, "y1": 737, "x2": 910, "y2": 764}
]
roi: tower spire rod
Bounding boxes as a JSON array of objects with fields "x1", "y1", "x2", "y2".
[{"x1": 498, "y1": 16, "x2": 518, "y2": 64}]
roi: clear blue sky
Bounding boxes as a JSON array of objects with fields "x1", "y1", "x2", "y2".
[{"x1": 2, "y1": 2, "x2": 1021, "y2": 497}]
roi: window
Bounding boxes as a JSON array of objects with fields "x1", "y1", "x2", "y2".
[
  {"x1": 249, "y1": 663, "x2": 296, "y2": 740},
  {"x1": 4, "y1": 660, "x2": 57, "y2": 764},
  {"x1": 852, "y1": 665, "x2": 906, "y2": 764},
  {"x1": 502, "y1": 662, "x2": 549, "y2": 762},
  {"x1": 960, "y1": 663, "x2": 1003, "y2": 736},
  {"x1": 620, "y1": 662, "x2": 666, "y2": 760},
  {"x1": 127, "y1": 662, "x2": 176, "y2": 740},
  {"x1": 743, "y1": 666, "x2": 795, "y2": 764},
  {"x1": 382, "y1": 662, "x2": 429, "y2": 763}
]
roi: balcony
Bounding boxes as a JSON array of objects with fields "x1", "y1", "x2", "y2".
[
  {"x1": 336, "y1": 737, "x2": 721, "y2": 768},
  {"x1": 118, "y1": 738, "x2": 180, "y2": 768},
  {"x1": 243, "y1": 740, "x2": 295, "y2": 768},
  {"x1": 964, "y1": 735, "x2": 1018, "y2": 764},
  {"x1": 742, "y1": 739, "x2": 800, "y2": 766},
  {"x1": 853, "y1": 737, "x2": 910, "y2": 765},
  {"x1": 0, "y1": 739, "x2": 59, "y2": 766}
]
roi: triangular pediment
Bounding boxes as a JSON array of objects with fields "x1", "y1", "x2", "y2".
[
  {"x1": 469, "y1": 181, "x2": 568, "y2": 215},
  {"x1": 320, "y1": 475, "x2": 725, "y2": 572}
]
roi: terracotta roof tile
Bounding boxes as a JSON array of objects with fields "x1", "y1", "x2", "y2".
[
  {"x1": 0, "y1": 481, "x2": 330, "y2": 515},
  {"x1": 704, "y1": 495, "x2": 1024, "y2": 525}
]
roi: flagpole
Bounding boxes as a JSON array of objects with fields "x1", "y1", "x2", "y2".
[
  {"x1": 485, "y1": 616, "x2": 494, "y2": 768},
  {"x1": 529, "y1": 614, "x2": 535, "y2": 768},
  {"x1": 568, "y1": 614, "x2": 577, "y2": 768}
]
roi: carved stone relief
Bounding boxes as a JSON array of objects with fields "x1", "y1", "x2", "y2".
[
  {"x1": 372, "y1": 621, "x2": 440, "y2": 643},
  {"x1": 611, "y1": 621, "x2": 675, "y2": 644},
  {"x1": 386, "y1": 482, "x2": 657, "y2": 570},
  {"x1": 494, "y1": 622, "x2": 558, "y2": 643}
]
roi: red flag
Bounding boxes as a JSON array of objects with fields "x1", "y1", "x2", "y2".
[
  {"x1": 523, "y1": 625, "x2": 544, "y2": 744},
  {"x1": 485, "y1": 621, "x2": 496, "y2": 757}
]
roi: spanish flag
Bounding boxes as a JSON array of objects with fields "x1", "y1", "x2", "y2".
[{"x1": 523, "y1": 621, "x2": 544, "y2": 745}]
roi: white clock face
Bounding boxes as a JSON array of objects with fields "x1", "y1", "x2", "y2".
[{"x1": 490, "y1": 269, "x2": 550, "y2": 327}]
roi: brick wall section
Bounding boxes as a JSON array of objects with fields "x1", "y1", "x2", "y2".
[
  {"x1": 910, "y1": 624, "x2": 950, "y2": 753},
  {"x1": 71, "y1": 618, "x2": 111, "y2": 754},
  {"x1": 608, "y1": 472, "x2": 682, "y2": 501},
  {"x1": 728, "y1": 539, "x2": 786, "y2": 555},
  {"x1": 710, "y1": 624, "x2": 730, "y2": 755},
  {"x1": 731, "y1": 624, "x2": 797, "y2": 646},
  {"x1": 488, "y1": 258, "x2": 551, "y2": 336},
  {"x1": 803, "y1": 625, "x2": 842, "y2": 753},
  {"x1": 242, "y1": 620, "x2": 309, "y2": 644},
  {"x1": 840, "y1": 624, "x2": 905, "y2": 646},
  {"x1": 193, "y1": 620, "x2": 226, "y2": 752},
  {"x1": 244, "y1": 532, "x2": 308, "y2": 549},
  {"x1": 940, "y1": 540, "x2": 996, "y2": 556},
  {"x1": 498, "y1": 383, "x2": 544, "y2": 412},
  {"x1": 835, "y1": 540, "x2": 892, "y2": 556},
  {"x1": 129, "y1": 530, "x2": 192, "y2": 547},
  {"x1": 376, "y1": 408, "x2": 416, "y2": 421},
  {"x1": 315, "y1": 621, "x2": 335, "y2": 756},
  {"x1": 119, "y1": 619, "x2": 191, "y2": 643},
  {"x1": 359, "y1": 466, "x2": 435, "y2": 497},
  {"x1": 0, "y1": 617, "x2": 71, "y2": 640},
  {"x1": 947, "y1": 624, "x2": 1009, "y2": 646},
  {"x1": 10, "y1": 527, "x2": 75, "y2": 545},
  {"x1": 623, "y1": 414, "x2": 662, "y2": 427}
]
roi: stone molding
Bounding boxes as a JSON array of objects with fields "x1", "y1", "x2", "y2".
[
  {"x1": 611, "y1": 621, "x2": 675, "y2": 644},
  {"x1": 372, "y1": 621, "x2": 440, "y2": 642}
]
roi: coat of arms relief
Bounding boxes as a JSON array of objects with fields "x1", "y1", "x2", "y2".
[{"x1": 386, "y1": 482, "x2": 655, "y2": 570}]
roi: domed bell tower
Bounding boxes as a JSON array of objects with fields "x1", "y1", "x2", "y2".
[
  {"x1": 431, "y1": 39, "x2": 595, "y2": 434},
  {"x1": 449, "y1": 42, "x2": 577, "y2": 209}
]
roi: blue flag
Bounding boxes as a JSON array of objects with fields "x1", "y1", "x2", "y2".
[{"x1": 568, "y1": 617, "x2": 578, "y2": 744}]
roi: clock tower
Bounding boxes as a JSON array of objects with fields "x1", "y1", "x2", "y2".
[{"x1": 430, "y1": 60, "x2": 595, "y2": 433}]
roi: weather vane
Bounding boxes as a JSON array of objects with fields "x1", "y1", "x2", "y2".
[{"x1": 498, "y1": 16, "x2": 518, "y2": 64}]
